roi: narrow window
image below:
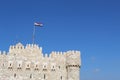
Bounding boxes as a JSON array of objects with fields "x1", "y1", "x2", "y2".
[
  {"x1": 19, "y1": 64, "x2": 20, "y2": 67},
  {"x1": 44, "y1": 74, "x2": 46, "y2": 79},
  {"x1": 51, "y1": 66, "x2": 55, "y2": 71},
  {"x1": 30, "y1": 74, "x2": 32, "y2": 79},
  {"x1": 60, "y1": 76, "x2": 62, "y2": 80},
  {"x1": 14, "y1": 73, "x2": 16, "y2": 78},
  {"x1": 35, "y1": 65, "x2": 39, "y2": 70},
  {"x1": 36, "y1": 65, "x2": 38, "y2": 67},
  {"x1": 26, "y1": 64, "x2": 30, "y2": 70},
  {"x1": 27, "y1": 65, "x2": 29, "y2": 67},
  {"x1": 44, "y1": 65, "x2": 46, "y2": 68},
  {"x1": 43, "y1": 65, "x2": 47, "y2": 71},
  {"x1": 59, "y1": 66, "x2": 60, "y2": 69},
  {"x1": 18, "y1": 64, "x2": 21, "y2": 69},
  {"x1": 10, "y1": 63, "x2": 11, "y2": 66}
]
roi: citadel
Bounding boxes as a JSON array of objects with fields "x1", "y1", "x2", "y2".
[{"x1": 0, "y1": 43, "x2": 81, "y2": 80}]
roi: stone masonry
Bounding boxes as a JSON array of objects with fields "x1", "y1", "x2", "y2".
[{"x1": 0, "y1": 43, "x2": 81, "y2": 80}]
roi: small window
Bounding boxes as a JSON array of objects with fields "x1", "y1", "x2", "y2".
[
  {"x1": 36, "y1": 65, "x2": 38, "y2": 67},
  {"x1": 60, "y1": 76, "x2": 62, "y2": 80},
  {"x1": 14, "y1": 73, "x2": 16, "y2": 78},
  {"x1": 26, "y1": 64, "x2": 30, "y2": 70},
  {"x1": 34, "y1": 65, "x2": 39, "y2": 71},
  {"x1": 17, "y1": 64, "x2": 22, "y2": 69},
  {"x1": 51, "y1": 66, "x2": 55, "y2": 71},
  {"x1": 27, "y1": 65, "x2": 29, "y2": 67},
  {"x1": 59, "y1": 66, "x2": 60, "y2": 69},
  {"x1": 43, "y1": 64, "x2": 47, "y2": 71},
  {"x1": 30, "y1": 74, "x2": 32, "y2": 79},
  {"x1": 10, "y1": 63, "x2": 12, "y2": 66},
  {"x1": 44, "y1": 74, "x2": 46, "y2": 79},
  {"x1": 19, "y1": 64, "x2": 20, "y2": 67},
  {"x1": 44, "y1": 65, "x2": 46, "y2": 68}
]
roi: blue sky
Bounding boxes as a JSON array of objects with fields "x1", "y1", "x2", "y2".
[{"x1": 0, "y1": 0, "x2": 120, "y2": 80}]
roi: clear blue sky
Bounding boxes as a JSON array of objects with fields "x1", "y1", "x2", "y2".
[{"x1": 0, "y1": 0, "x2": 120, "y2": 80}]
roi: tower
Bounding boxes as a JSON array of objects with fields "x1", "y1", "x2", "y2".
[
  {"x1": 0, "y1": 43, "x2": 81, "y2": 80},
  {"x1": 66, "y1": 51, "x2": 81, "y2": 80}
]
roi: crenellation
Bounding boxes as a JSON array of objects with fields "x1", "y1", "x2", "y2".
[
  {"x1": 45, "y1": 53, "x2": 48, "y2": 58},
  {"x1": 3, "y1": 51, "x2": 7, "y2": 55},
  {"x1": 0, "y1": 43, "x2": 81, "y2": 80},
  {"x1": 60, "y1": 52, "x2": 63, "y2": 55},
  {"x1": 39, "y1": 47, "x2": 42, "y2": 51},
  {"x1": 0, "y1": 50, "x2": 1, "y2": 55}
]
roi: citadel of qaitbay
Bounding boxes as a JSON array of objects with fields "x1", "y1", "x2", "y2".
[
  {"x1": 0, "y1": 23, "x2": 81, "y2": 80},
  {"x1": 0, "y1": 42, "x2": 81, "y2": 80}
]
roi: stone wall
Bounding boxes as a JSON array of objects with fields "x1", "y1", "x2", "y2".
[{"x1": 0, "y1": 43, "x2": 81, "y2": 80}]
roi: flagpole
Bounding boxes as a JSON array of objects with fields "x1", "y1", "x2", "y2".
[
  {"x1": 33, "y1": 22, "x2": 43, "y2": 44},
  {"x1": 32, "y1": 25, "x2": 36, "y2": 44}
]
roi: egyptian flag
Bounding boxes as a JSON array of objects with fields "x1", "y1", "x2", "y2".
[{"x1": 34, "y1": 22, "x2": 43, "y2": 27}]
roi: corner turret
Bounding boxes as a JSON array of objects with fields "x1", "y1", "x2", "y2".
[{"x1": 66, "y1": 50, "x2": 81, "y2": 80}]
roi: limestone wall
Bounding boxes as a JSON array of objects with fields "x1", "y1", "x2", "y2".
[{"x1": 0, "y1": 43, "x2": 81, "y2": 80}]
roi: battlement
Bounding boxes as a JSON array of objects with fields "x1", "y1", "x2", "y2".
[
  {"x1": 9, "y1": 43, "x2": 42, "y2": 51},
  {"x1": 66, "y1": 50, "x2": 80, "y2": 56},
  {"x1": 7, "y1": 43, "x2": 80, "y2": 58},
  {"x1": 9, "y1": 43, "x2": 24, "y2": 49},
  {"x1": 0, "y1": 43, "x2": 81, "y2": 80},
  {"x1": 0, "y1": 51, "x2": 7, "y2": 55}
]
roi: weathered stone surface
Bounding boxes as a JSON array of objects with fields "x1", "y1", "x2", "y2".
[{"x1": 0, "y1": 43, "x2": 81, "y2": 80}]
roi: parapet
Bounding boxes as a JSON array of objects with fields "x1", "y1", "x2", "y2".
[
  {"x1": 0, "y1": 51, "x2": 7, "y2": 55},
  {"x1": 49, "y1": 51, "x2": 64, "y2": 58},
  {"x1": 2, "y1": 43, "x2": 81, "y2": 67},
  {"x1": 66, "y1": 50, "x2": 81, "y2": 67},
  {"x1": 9, "y1": 43, "x2": 24, "y2": 52},
  {"x1": 9, "y1": 43, "x2": 42, "y2": 56}
]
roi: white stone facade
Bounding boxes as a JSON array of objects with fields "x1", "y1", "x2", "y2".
[{"x1": 0, "y1": 43, "x2": 81, "y2": 80}]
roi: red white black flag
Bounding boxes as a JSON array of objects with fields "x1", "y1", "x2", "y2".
[{"x1": 34, "y1": 22, "x2": 43, "y2": 27}]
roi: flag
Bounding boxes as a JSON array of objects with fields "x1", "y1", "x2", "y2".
[{"x1": 34, "y1": 22, "x2": 43, "y2": 27}]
